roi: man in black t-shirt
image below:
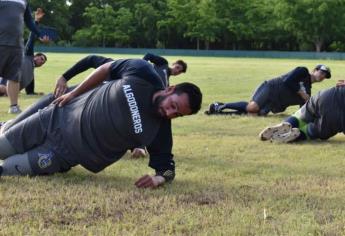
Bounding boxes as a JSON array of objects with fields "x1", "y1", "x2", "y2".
[
  {"x1": 1, "y1": 54, "x2": 187, "y2": 158},
  {"x1": 0, "y1": 59, "x2": 202, "y2": 189},
  {"x1": 206, "y1": 65, "x2": 331, "y2": 116},
  {"x1": 143, "y1": 53, "x2": 187, "y2": 87}
]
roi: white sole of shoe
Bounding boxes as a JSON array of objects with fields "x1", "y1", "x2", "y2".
[
  {"x1": 259, "y1": 122, "x2": 292, "y2": 141},
  {"x1": 271, "y1": 128, "x2": 300, "y2": 143}
]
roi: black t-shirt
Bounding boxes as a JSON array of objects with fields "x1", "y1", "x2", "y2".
[
  {"x1": 40, "y1": 59, "x2": 175, "y2": 178},
  {"x1": 267, "y1": 67, "x2": 311, "y2": 113}
]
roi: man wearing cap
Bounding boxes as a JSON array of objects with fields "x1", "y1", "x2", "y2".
[
  {"x1": 206, "y1": 65, "x2": 331, "y2": 116},
  {"x1": 259, "y1": 80, "x2": 345, "y2": 143}
]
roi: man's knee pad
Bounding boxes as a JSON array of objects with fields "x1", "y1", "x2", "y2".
[
  {"x1": 27, "y1": 147, "x2": 68, "y2": 175},
  {"x1": 1, "y1": 152, "x2": 33, "y2": 176},
  {"x1": 0, "y1": 146, "x2": 70, "y2": 176}
]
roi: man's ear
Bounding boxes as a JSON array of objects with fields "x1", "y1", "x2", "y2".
[{"x1": 166, "y1": 85, "x2": 176, "y2": 95}]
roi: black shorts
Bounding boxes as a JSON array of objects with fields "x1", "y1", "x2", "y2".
[{"x1": 0, "y1": 46, "x2": 23, "y2": 81}]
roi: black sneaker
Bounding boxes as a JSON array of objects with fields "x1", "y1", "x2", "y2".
[
  {"x1": 205, "y1": 102, "x2": 224, "y2": 115},
  {"x1": 210, "y1": 102, "x2": 224, "y2": 113},
  {"x1": 209, "y1": 103, "x2": 217, "y2": 113}
]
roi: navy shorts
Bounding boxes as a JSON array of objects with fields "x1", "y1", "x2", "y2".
[{"x1": 251, "y1": 81, "x2": 271, "y2": 113}]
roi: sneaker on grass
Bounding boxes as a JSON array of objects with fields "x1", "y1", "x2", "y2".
[
  {"x1": 205, "y1": 102, "x2": 224, "y2": 115},
  {"x1": 271, "y1": 128, "x2": 300, "y2": 143},
  {"x1": 259, "y1": 122, "x2": 292, "y2": 141},
  {"x1": 8, "y1": 105, "x2": 21, "y2": 114}
]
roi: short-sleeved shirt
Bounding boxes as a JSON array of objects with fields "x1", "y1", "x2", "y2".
[{"x1": 39, "y1": 59, "x2": 173, "y2": 173}]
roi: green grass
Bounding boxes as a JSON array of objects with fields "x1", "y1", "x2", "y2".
[{"x1": 1, "y1": 54, "x2": 345, "y2": 235}]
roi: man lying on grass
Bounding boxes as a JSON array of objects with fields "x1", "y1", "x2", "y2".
[
  {"x1": 2, "y1": 54, "x2": 187, "y2": 158},
  {"x1": 0, "y1": 59, "x2": 202, "y2": 188},
  {"x1": 206, "y1": 65, "x2": 331, "y2": 116},
  {"x1": 259, "y1": 81, "x2": 345, "y2": 143}
]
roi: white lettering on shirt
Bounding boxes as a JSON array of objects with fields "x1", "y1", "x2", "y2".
[{"x1": 123, "y1": 84, "x2": 143, "y2": 134}]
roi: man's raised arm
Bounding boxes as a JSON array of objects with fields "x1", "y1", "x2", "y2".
[
  {"x1": 53, "y1": 61, "x2": 113, "y2": 106},
  {"x1": 54, "y1": 55, "x2": 113, "y2": 97},
  {"x1": 143, "y1": 53, "x2": 168, "y2": 67}
]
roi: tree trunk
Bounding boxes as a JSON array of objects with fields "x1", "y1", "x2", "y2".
[
  {"x1": 205, "y1": 40, "x2": 209, "y2": 50},
  {"x1": 315, "y1": 40, "x2": 323, "y2": 52},
  {"x1": 196, "y1": 38, "x2": 200, "y2": 50}
]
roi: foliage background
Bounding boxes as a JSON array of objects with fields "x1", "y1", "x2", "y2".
[{"x1": 28, "y1": 0, "x2": 345, "y2": 51}]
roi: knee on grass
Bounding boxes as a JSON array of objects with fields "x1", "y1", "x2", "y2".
[{"x1": 246, "y1": 102, "x2": 260, "y2": 113}]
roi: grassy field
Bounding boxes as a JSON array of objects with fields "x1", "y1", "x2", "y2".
[{"x1": 1, "y1": 54, "x2": 345, "y2": 235}]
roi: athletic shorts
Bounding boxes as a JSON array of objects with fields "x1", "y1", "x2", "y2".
[
  {"x1": 2, "y1": 87, "x2": 77, "y2": 133},
  {"x1": 296, "y1": 89, "x2": 343, "y2": 140},
  {"x1": 251, "y1": 81, "x2": 271, "y2": 112},
  {"x1": 4, "y1": 108, "x2": 78, "y2": 172},
  {"x1": 0, "y1": 46, "x2": 23, "y2": 81}
]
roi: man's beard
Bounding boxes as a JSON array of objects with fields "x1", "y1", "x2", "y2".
[{"x1": 152, "y1": 94, "x2": 167, "y2": 118}]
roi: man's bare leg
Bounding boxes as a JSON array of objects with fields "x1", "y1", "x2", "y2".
[{"x1": 7, "y1": 80, "x2": 21, "y2": 114}]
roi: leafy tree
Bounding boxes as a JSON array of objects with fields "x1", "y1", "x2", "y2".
[
  {"x1": 132, "y1": 3, "x2": 161, "y2": 47},
  {"x1": 275, "y1": 0, "x2": 345, "y2": 52},
  {"x1": 184, "y1": 0, "x2": 222, "y2": 49},
  {"x1": 157, "y1": 0, "x2": 191, "y2": 49},
  {"x1": 112, "y1": 7, "x2": 135, "y2": 47}
]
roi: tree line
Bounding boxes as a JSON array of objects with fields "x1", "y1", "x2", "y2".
[{"x1": 29, "y1": 0, "x2": 345, "y2": 52}]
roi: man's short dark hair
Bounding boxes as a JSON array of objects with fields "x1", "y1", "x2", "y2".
[
  {"x1": 174, "y1": 60, "x2": 187, "y2": 73},
  {"x1": 174, "y1": 82, "x2": 202, "y2": 114},
  {"x1": 35, "y1": 52, "x2": 47, "y2": 62}
]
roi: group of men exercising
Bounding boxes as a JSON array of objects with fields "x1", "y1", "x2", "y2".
[
  {"x1": 1, "y1": 52, "x2": 341, "y2": 187},
  {"x1": 0, "y1": 2, "x2": 343, "y2": 188},
  {"x1": 0, "y1": 52, "x2": 201, "y2": 188}
]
